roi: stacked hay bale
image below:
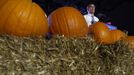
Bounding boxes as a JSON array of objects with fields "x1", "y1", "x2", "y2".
[{"x1": 0, "y1": 35, "x2": 133, "y2": 75}]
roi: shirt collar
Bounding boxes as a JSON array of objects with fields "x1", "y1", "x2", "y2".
[{"x1": 87, "y1": 12, "x2": 94, "y2": 16}]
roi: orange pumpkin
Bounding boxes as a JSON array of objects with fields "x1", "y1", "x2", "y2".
[
  {"x1": 91, "y1": 22, "x2": 111, "y2": 44},
  {"x1": 90, "y1": 22, "x2": 109, "y2": 32},
  {"x1": 48, "y1": 6, "x2": 88, "y2": 37},
  {"x1": 0, "y1": 0, "x2": 48, "y2": 37},
  {"x1": 110, "y1": 30, "x2": 125, "y2": 43},
  {"x1": 125, "y1": 36, "x2": 134, "y2": 49},
  {"x1": 0, "y1": 0, "x2": 7, "y2": 8},
  {"x1": 90, "y1": 22, "x2": 125, "y2": 44}
]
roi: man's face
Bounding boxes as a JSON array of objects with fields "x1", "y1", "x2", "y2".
[{"x1": 87, "y1": 5, "x2": 95, "y2": 14}]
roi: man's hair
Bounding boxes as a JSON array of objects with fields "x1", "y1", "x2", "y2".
[{"x1": 87, "y1": 4, "x2": 95, "y2": 9}]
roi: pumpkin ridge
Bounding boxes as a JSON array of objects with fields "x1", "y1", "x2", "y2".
[
  {"x1": 61, "y1": 9, "x2": 70, "y2": 36},
  {"x1": 33, "y1": 3, "x2": 45, "y2": 36},
  {"x1": 63, "y1": 7, "x2": 74, "y2": 36},
  {"x1": 0, "y1": 1, "x2": 17, "y2": 29},
  {"x1": 25, "y1": 4, "x2": 36, "y2": 36},
  {"x1": 73, "y1": 11, "x2": 78, "y2": 36},
  {"x1": 1, "y1": 0, "x2": 22, "y2": 33},
  {"x1": 51, "y1": 13, "x2": 56, "y2": 34},
  {"x1": 36, "y1": 3, "x2": 48, "y2": 28},
  {"x1": 15, "y1": 0, "x2": 33, "y2": 35},
  {"x1": 23, "y1": 1, "x2": 33, "y2": 35},
  {"x1": 31, "y1": 4, "x2": 37, "y2": 35},
  {"x1": 0, "y1": 0, "x2": 9, "y2": 9},
  {"x1": 71, "y1": 8, "x2": 77, "y2": 36},
  {"x1": 33, "y1": 4, "x2": 39, "y2": 35},
  {"x1": 35, "y1": 4, "x2": 48, "y2": 36},
  {"x1": 52, "y1": 12, "x2": 59, "y2": 35},
  {"x1": 4, "y1": 0, "x2": 29, "y2": 35},
  {"x1": 55, "y1": 12, "x2": 61, "y2": 35}
]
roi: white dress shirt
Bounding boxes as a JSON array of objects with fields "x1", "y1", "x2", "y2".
[{"x1": 84, "y1": 13, "x2": 99, "y2": 27}]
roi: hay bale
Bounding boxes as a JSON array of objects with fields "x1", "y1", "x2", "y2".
[{"x1": 0, "y1": 35, "x2": 133, "y2": 75}]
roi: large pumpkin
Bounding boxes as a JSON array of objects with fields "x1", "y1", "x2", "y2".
[
  {"x1": 48, "y1": 6, "x2": 88, "y2": 37},
  {"x1": 0, "y1": 0, "x2": 48, "y2": 37}
]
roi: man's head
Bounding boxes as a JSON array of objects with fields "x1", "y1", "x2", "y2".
[{"x1": 87, "y1": 4, "x2": 96, "y2": 14}]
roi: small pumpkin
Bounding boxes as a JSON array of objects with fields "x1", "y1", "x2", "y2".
[
  {"x1": 48, "y1": 6, "x2": 88, "y2": 37},
  {"x1": 90, "y1": 22, "x2": 125, "y2": 44},
  {"x1": 91, "y1": 22, "x2": 111, "y2": 44},
  {"x1": 0, "y1": 0, "x2": 48, "y2": 37},
  {"x1": 125, "y1": 36, "x2": 134, "y2": 49},
  {"x1": 110, "y1": 29, "x2": 125, "y2": 43}
]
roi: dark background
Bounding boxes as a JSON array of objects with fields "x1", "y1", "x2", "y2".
[{"x1": 33, "y1": 0, "x2": 134, "y2": 35}]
